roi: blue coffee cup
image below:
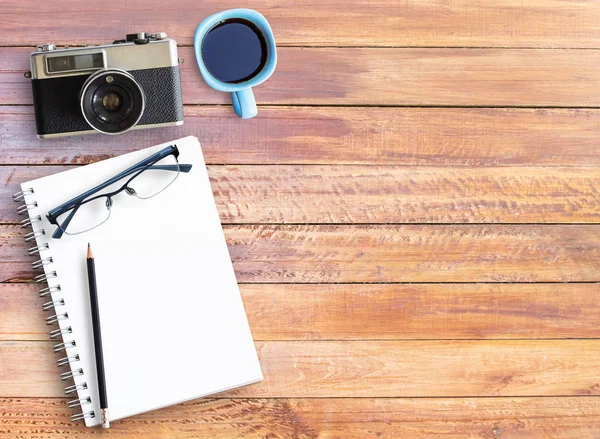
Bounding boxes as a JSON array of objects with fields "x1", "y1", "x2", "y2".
[{"x1": 194, "y1": 9, "x2": 277, "y2": 119}]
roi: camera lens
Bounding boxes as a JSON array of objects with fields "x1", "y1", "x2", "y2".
[
  {"x1": 80, "y1": 69, "x2": 144, "y2": 134},
  {"x1": 92, "y1": 85, "x2": 131, "y2": 123},
  {"x1": 102, "y1": 92, "x2": 121, "y2": 112}
]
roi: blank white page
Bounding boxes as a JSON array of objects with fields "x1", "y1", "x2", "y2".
[{"x1": 21, "y1": 136, "x2": 262, "y2": 427}]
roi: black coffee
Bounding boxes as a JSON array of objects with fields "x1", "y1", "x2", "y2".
[{"x1": 201, "y1": 18, "x2": 268, "y2": 84}]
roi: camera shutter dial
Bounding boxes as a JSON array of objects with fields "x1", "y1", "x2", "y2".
[{"x1": 36, "y1": 44, "x2": 56, "y2": 52}]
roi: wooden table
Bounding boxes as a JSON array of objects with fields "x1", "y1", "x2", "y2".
[{"x1": 1, "y1": 1, "x2": 600, "y2": 437}]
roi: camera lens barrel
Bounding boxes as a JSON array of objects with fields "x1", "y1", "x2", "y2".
[{"x1": 80, "y1": 69, "x2": 145, "y2": 135}]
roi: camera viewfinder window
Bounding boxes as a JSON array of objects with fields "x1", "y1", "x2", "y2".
[{"x1": 47, "y1": 53, "x2": 104, "y2": 73}]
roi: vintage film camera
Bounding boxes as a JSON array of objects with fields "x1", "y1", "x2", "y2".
[{"x1": 29, "y1": 32, "x2": 184, "y2": 138}]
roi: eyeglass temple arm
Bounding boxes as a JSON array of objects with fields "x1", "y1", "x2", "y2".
[
  {"x1": 145, "y1": 164, "x2": 192, "y2": 172},
  {"x1": 51, "y1": 204, "x2": 79, "y2": 239},
  {"x1": 47, "y1": 146, "x2": 190, "y2": 223}
]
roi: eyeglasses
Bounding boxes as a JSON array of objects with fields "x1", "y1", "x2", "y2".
[{"x1": 47, "y1": 145, "x2": 192, "y2": 239}]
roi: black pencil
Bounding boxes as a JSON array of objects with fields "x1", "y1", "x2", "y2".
[{"x1": 86, "y1": 243, "x2": 109, "y2": 428}]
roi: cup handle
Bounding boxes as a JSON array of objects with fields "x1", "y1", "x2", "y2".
[{"x1": 232, "y1": 88, "x2": 257, "y2": 119}]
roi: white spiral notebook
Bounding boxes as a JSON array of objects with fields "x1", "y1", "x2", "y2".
[{"x1": 15, "y1": 136, "x2": 262, "y2": 427}]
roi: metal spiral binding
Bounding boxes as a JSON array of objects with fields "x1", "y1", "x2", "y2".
[
  {"x1": 65, "y1": 382, "x2": 88, "y2": 394},
  {"x1": 21, "y1": 215, "x2": 42, "y2": 228},
  {"x1": 57, "y1": 354, "x2": 80, "y2": 367},
  {"x1": 61, "y1": 368, "x2": 84, "y2": 381},
  {"x1": 54, "y1": 340, "x2": 76, "y2": 352},
  {"x1": 13, "y1": 188, "x2": 35, "y2": 201},
  {"x1": 42, "y1": 298, "x2": 64, "y2": 311},
  {"x1": 17, "y1": 201, "x2": 38, "y2": 214},
  {"x1": 68, "y1": 396, "x2": 91, "y2": 408},
  {"x1": 39, "y1": 285, "x2": 61, "y2": 297},
  {"x1": 35, "y1": 270, "x2": 57, "y2": 283},
  {"x1": 71, "y1": 411, "x2": 95, "y2": 422},
  {"x1": 32, "y1": 256, "x2": 53, "y2": 269},
  {"x1": 25, "y1": 229, "x2": 45, "y2": 242},
  {"x1": 15, "y1": 189, "x2": 91, "y2": 424},
  {"x1": 46, "y1": 312, "x2": 68, "y2": 324},
  {"x1": 49, "y1": 326, "x2": 72, "y2": 339},
  {"x1": 28, "y1": 242, "x2": 49, "y2": 255}
]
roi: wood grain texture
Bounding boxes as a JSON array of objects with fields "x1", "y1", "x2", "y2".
[
  {"x1": 1, "y1": 0, "x2": 599, "y2": 48},
  {"x1": 3, "y1": 340, "x2": 600, "y2": 398},
  {"x1": 2, "y1": 225, "x2": 598, "y2": 283},
  {"x1": 2, "y1": 106, "x2": 600, "y2": 166},
  {"x1": 3, "y1": 165, "x2": 599, "y2": 224},
  {"x1": 2, "y1": 397, "x2": 600, "y2": 438},
  {"x1": 1, "y1": 0, "x2": 599, "y2": 436},
  {"x1": 3, "y1": 283, "x2": 600, "y2": 341},
  {"x1": 4, "y1": 47, "x2": 600, "y2": 106},
  {"x1": 225, "y1": 225, "x2": 599, "y2": 283}
]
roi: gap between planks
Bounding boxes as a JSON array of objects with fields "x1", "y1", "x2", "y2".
[{"x1": 5, "y1": 44, "x2": 600, "y2": 50}]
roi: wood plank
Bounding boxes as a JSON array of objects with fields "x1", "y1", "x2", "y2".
[
  {"x1": 2, "y1": 106, "x2": 600, "y2": 166},
  {"x1": 1, "y1": 0, "x2": 599, "y2": 48},
  {"x1": 209, "y1": 166, "x2": 600, "y2": 224},
  {"x1": 1, "y1": 397, "x2": 600, "y2": 438},
  {"x1": 3, "y1": 47, "x2": 600, "y2": 106},
  {"x1": 3, "y1": 340, "x2": 600, "y2": 397},
  {"x1": 228, "y1": 225, "x2": 598, "y2": 283},
  {"x1": 3, "y1": 165, "x2": 599, "y2": 224},
  {"x1": 2, "y1": 225, "x2": 598, "y2": 283},
  {"x1": 3, "y1": 283, "x2": 600, "y2": 341},
  {"x1": 227, "y1": 224, "x2": 599, "y2": 283}
]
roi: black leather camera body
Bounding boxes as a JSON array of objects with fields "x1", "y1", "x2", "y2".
[{"x1": 29, "y1": 32, "x2": 184, "y2": 139}]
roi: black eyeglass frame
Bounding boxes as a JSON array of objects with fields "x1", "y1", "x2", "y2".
[{"x1": 47, "y1": 145, "x2": 192, "y2": 239}]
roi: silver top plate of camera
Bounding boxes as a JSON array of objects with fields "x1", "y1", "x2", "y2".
[{"x1": 30, "y1": 33, "x2": 179, "y2": 80}]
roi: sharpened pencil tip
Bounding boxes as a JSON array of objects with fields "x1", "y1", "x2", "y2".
[{"x1": 87, "y1": 243, "x2": 93, "y2": 259}]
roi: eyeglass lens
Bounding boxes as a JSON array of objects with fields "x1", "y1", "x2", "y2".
[{"x1": 56, "y1": 154, "x2": 180, "y2": 235}]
